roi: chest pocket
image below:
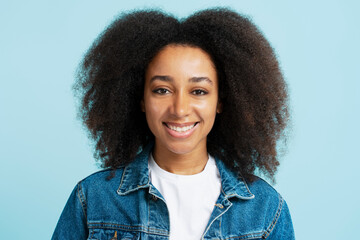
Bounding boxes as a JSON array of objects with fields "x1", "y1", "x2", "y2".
[{"x1": 88, "y1": 229, "x2": 140, "y2": 240}]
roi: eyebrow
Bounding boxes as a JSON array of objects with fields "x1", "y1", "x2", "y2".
[{"x1": 150, "y1": 75, "x2": 213, "y2": 85}]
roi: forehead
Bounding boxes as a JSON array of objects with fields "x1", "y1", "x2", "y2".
[{"x1": 146, "y1": 44, "x2": 217, "y2": 78}]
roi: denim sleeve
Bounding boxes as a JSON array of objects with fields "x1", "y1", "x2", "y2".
[
  {"x1": 265, "y1": 199, "x2": 295, "y2": 240},
  {"x1": 52, "y1": 182, "x2": 88, "y2": 240}
]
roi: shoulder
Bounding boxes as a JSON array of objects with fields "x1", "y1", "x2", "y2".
[
  {"x1": 245, "y1": 177, "x2": 294, "y2": 239},
  {"x1": 76, "y1": 168, "x2": 125, "y2": 197},
  {"x1": 247, "y1": 176, "x2": 282, "y2": 203},
  {"x1": 80, "y1": 168, "x2": 124, "y2": 183},
  {"x1": 225, "y1": 176, "x2": 294, "y2": 239},
  {"x1": 244, "y1": 177, "x2": 285, "y2": 221}
]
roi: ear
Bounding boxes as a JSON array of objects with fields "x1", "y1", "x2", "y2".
[
  {"x1": 140, "y1": 99, "x2": 145, "y2": 112},
  {"x1": 216, "y1": 100, "x2": 222, "y2": 114}
]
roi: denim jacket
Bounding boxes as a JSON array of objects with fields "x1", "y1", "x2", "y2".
[{"x1": 52, "y1": 143, "x2": 295, "y2": 239}]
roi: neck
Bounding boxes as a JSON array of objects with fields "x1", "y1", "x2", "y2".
[{"x1": 152, "y1": 143, "x2": 209, "y2": 175}]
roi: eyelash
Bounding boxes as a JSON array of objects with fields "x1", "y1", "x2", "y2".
[
  {"x1": 192, "y1": 89, "x2": 208, "y2": 95},
  {"x1": 153, "y1": 88, "x2": 170, "y2": 94},
  {"x1": 152, "y1": 88, "x2": 208, "y2": 95}
]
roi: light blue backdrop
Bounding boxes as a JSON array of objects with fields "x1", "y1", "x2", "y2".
[{"x1": 1, "y1": 0, "x2": 359, "y2": 239}]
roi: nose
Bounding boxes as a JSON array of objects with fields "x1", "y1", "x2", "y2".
[{"x1": 171, "y1": 91, "x2": 190, "y2": 117}]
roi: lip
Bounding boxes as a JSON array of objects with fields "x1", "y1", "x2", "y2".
[
  {"x1": 164, "y1": 122, "x2": 198, "y2": 127},
  {"x1": 163, "y1": 122, "x2": 199, "y2": 138}
]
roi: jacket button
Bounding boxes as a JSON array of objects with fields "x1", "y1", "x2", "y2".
[
  {"x1": 152, "y1": 195, "x2": 158, "y2": 201},
  {"x1": 215, "y1": 203, "x2": 224, "y2": 209},
  {"x1": 111, "y1": 231, "x2": 117, "y2": 240}
]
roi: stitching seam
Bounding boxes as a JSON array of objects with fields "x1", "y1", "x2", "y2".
[
  {"x1": 262, "y1": 194, "x2": 283, "y2": 239},
  {"x1": 77, "y1": 181, "x2": 87, "y2": 219},
  {"x1": 223, "y1": 231, "x2": 264, "y2": 239},
  {"x1": 88, "y1": 223, "x2": 169, "y2": 236}
]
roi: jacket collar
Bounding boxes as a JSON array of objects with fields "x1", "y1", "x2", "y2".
[
  {"x1": 117, "y1": 142, "x2": 254, "y2": 200},
  {"x1": 214, "y1": 159, "x2": 254, "y2": 199}
]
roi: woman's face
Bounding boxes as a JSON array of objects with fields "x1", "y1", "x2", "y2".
[{"x1": 142, "y1": 44, "x2": 221, "y2": 156}]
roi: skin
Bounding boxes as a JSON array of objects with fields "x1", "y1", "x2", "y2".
[{"x1": 141, "y1": 44, "x2": 221, "y2": 175}]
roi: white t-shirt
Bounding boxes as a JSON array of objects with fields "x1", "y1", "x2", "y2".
[{"x1": 148, "y1": 153, "x2": 222, "y2": 240}]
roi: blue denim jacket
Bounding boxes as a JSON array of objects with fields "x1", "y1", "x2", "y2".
[{"x1": 52, "y1": 143, "x2": 295, "y2": 239}]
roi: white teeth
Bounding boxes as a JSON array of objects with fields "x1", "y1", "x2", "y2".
[{"x1": 167, "y1": 123, "x2": 196, "y2": 132}]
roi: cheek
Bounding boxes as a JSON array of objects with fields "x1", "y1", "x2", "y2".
[
  {"x1": 195, "y1": 96, "x2": 219, "y2": 114},
  {"x1": 145, "y1": 99, "x2": 166, "y2": 124},
  {"x1": 194, "y1": 99, "x2": 218, "y2": 126}
]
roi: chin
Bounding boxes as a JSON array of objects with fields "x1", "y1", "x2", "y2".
[{"x1": 164, "y1": 141, "x2": 198, "y2": 155}]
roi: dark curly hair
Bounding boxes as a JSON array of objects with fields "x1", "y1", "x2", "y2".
[{"x1": 74, "y1": 7, "x2": 289, "y2": 182}]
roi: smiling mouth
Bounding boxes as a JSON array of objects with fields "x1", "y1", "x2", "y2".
[{"x1": 163, "y1": 122, "x2": 199, "y2": 133}]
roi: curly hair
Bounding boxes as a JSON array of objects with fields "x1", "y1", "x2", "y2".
[{"x1": 74, "y1": 7, "x2": 289, "y2": 182}]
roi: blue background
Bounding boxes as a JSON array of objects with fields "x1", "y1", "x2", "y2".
[{"x1": 1, "y1": 0, "x2": 359, "y2": 239}]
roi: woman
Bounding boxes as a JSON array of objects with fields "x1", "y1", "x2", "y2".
[{"x1": 52, "y1": 8, "x2": 294, "y2": 240}]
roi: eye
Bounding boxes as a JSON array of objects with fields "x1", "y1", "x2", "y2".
[
  {"x1": 192, "y1": 89, "x2": 208, "y2": 95},
  {"x1": 153, "y1": 88, "x2": 170, "y2": 95}
]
